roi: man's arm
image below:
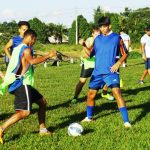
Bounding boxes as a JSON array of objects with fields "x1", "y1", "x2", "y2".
[
  {"x1": 4, "y1": 39, "x2": 13, "y2": 59},
  {"x1": 79, "y1": 39, "x2": 93, "y2": 58},
  {"x1": 24, "y1": 48, "x2": 56, "y2": 65},
  {"x1": 141, "y1": 43, "x2": 146, "y2": 61},
  {"x1": 110, "y1": 38, "x2": 128, "y2": 73}
]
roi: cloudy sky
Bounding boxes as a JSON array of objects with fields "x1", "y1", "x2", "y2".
[{"x1": 0, "y1": 0, "x2": 150, "y2": 27}]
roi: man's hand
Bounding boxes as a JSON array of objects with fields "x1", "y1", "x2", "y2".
[
  {"x1": 79, "y1": 39, "x2": 85, "y2": 46},
  {"x1": 48, "y1": 49, "x2": 57, "y2": 59},
  {"x1": 142, "y1": 54, "x2": 147, "y2": 61},
  {"x1": 110, "y1": 61, "x2": 121, "y2": 73}
]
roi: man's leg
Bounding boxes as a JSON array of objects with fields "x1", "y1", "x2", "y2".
[
  {"x1": 112, "y1": 87, "x2": 131, "y2": 127},
  {"x1": 148, "y1": 69, "x2": 150, "y2": 75},
  {"x1": 0, "y1": 110, "x2": 30, "y2": 143},
  {"x1": 139, "y1": 69, "x2": 148, "y2": 84},
  {"x1": 82, "y1": 89, "x2": 97, "y2": 122},
  {"x1": 72, "y1": 78, "x2": 87, "y2": 103},
  {"x1": 34, "y1": 98, "x2": 51, "y2": 135}
]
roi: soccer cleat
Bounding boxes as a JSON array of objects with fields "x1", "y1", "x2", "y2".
[
  {"x1": 101, "y1": 93, "x2": 114, "y2": 101},
  {"x1": 81, "y1": 117, "x2": 93, "y2": 122},
  {"x1": 70, "y1": 98, "x2": 78, "y2": 104},
  {"x1": 138, "y1": 80, "x2": 144, "y2": 85},
  {"x1": 0, "y1": 128, "x2": 4, "y2": 144},
  {"x1": 39, "y1": 128, "x2": 52, "y2": 136},
  {"x1": 124, "y1": 122, "x2": 131, "y2": 128}
]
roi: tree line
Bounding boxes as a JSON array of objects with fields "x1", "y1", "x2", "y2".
[{"x1": 0, "y1": 7, "x2": 149, "y2": 45}]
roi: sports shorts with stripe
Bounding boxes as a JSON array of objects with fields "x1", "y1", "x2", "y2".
[{"x1": 13, "y1": 85, "x2": 43, "y2": 111}]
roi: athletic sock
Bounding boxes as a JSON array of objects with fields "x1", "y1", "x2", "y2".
[
  {"x1": 119, "y1": 107, "x2": 129, "y2": 123},
  {"x1": 87, "y1": 106, "x2": 94, "y2": 119},
  {"x1": 102, "y1": 90, "x2": 107, "y2": 95}
]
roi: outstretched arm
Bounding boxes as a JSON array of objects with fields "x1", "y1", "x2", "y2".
[
  {"x1": 79, "y1": 39, "x2": 93, "y2": 58},
  {"x1": 24, "y1": 48, "x2": 56, "y2": 65}
]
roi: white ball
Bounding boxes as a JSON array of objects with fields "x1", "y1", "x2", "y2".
[{"x1": 68, "y1": 123, "x2": 83, "y2": 137}]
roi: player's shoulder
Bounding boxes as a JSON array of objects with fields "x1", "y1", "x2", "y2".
[
  {"x1": 141, "y1": 34, "x2": 147, "y2": 40},
  {"x1": 111, "y1": 32, "x2": 121, "y2": 40},
  {"x1": 12, "y1": 35, "x2": 20, "y2": 40}
]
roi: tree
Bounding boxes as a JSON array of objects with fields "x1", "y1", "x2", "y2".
[
  {"x1": 68, "y1": 15, "x2": 91, "y2": 44},
  {"x1": 94, "y1": 6, "x2": 106, "y2": 25},
  {"x1": 125, "y1": 7, "x2": 150, "y2": 43},
  {"x1": 29, "y1": 18, "x2": 48, "y2": 43},
  {"x1": 0, "y1": 20, "x2": 18, "y2": 44}
]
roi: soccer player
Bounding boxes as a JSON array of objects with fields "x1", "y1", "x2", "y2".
[
  {"x1": 120, "y1": 30, "x2": 131, "y2": 67},
  {"x1": 138, "y1": 26, "x2": 150, "y2": 84},
  {"x1": 71, "y1": 27, "x2": 114, "y2": 104},
  {"x1": 82, "y1": 17, "x2": 131, "y2": 128},
  {"x1": 4, "y1": 21, "x2": 30, "y2": 66},
  {"x1": 0, "y1": 29, "x2": 56, "y2": 144}
]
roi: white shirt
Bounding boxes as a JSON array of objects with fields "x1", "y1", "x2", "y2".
[
  {"x1": 120, "y1": 33, "x2": 130, "y2": 50},
  {"x1": 141, "y1": 34, "x2": 150, "y2": 58}
]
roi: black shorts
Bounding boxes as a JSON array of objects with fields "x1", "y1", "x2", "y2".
[
  {"x1": 80, "y1": 64, "x2": 94, "y2": 78},
  {"x1": 13, "y1": 85, "x2": 43, "y2": 111}
]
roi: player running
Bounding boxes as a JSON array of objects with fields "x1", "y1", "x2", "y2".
[{"x1": 0, "y1": 29, "x2": 56, "y2": 144}]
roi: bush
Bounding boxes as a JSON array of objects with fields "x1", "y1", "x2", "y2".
[{"x1": 128, "y1": 51, "x2": 141, "y2": 59}]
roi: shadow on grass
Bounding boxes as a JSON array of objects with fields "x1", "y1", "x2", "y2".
[
  {"x1": 128, "y1": 101, "x2": 150, "y2": 125},
  {"x1": 5, "y1": 134, "x2": 20, "y2": 143},
  {"x1": 0, "y1": 112, "x2": 13, "y2": 121},
  {"x1": 46, "y1": 101, "x2": 119, "y2": 131},
  {"x1": 82, "y1": 129, "x2": 94, "y2": 135},
  {"x1": 122, "y1": 86, "x2": 150, "y2": 96},
  {"x1": 127, "y1": 62, "x2": 144, "y2": 67}
]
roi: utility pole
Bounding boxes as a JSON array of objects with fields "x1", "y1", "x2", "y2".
[{"x1": 75, "y1": 8, "x2": 78, "y2": 45}]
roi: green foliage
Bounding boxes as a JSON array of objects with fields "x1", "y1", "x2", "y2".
[
  {"x1": 0, "y1": 20, "x2": 18, "y2": 44},
  {"x1": 29, "y1": 18, "x2": 49, "y2": 44},
  {"x1": 125, "y1": 7, "x2": 150, "y2": 43},
  {"x1": 93, "y1": 6, "x2": 150, "y2": 43},
  {"x1": 68, "y1": 21, "x2": 76, "y2": 44},
  {"x1": 77, "y1": 15, "x2": 91, "y2": 39},
  {"x1": 94, "y1": 6, "x2": 105, "y2": 26},
  {"x1": 68, "y1": 15, "x2": 91, "y2": 44},
  {"x1": 128, "y1": 51, "x2": 142, "y2": 59}
]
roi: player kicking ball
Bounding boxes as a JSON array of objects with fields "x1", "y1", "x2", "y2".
[
  {"x1": 0, "y1": 29, "x2": 57, "y2": 144},
  {"x1": 82, "y1": 17, "x2": 131, "y2": 128}
]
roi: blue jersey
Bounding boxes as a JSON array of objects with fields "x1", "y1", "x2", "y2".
[
  {"x1": 5, "y1": 36, "x2": 23, "y2": 63},
  {"x1": 10, "y1": 35, "x2": 23, "y2": 54},
  {"x1": 92, "y1": 32, "x2": 128, "y2": 75}
]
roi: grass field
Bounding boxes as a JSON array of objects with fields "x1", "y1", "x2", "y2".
[{"x1": 0, "y1": 58, "x2": 150, "y2": 150}]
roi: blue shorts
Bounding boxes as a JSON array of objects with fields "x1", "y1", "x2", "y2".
[
  {"x1": 145, "y1": 58, "x2": 150, "y2": 69},
  {"x1": 89, "y1": 73, "x2": 120, "y2": 90}
]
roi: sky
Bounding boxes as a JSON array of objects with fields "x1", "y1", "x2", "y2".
[{"x1": 0, "y1": 0, "x2": 150, "y2": 27}]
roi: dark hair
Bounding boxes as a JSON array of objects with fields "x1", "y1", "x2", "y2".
[
  {"x1": 24, "y1": 29, "x2": 37, "y2": 38},
  {"x1": 92, "y1": 25, "x2": 99, "y2": 31},
  {"x1": 145, "y1": 26, "x2": 150, "y2": 31},
  {"x1": 18, "y1": 21, "x2": 30, "y2": 29},
  {"x1": 98, "y1": 16, "x2": 111, "y2": 27}
]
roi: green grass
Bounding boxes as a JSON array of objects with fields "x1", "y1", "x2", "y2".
[{"x1": 0, "y1": 58, "x2": 150, "y2": 150}]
